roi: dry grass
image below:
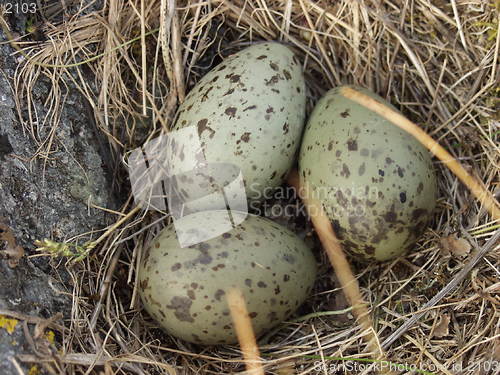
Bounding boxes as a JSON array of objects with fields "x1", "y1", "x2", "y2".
[{"x1": 2, "y1": 0, "x2": 500, "y2": 374}]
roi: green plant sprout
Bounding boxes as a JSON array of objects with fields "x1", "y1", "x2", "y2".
[
  {"x1": 34, "y1": 206, "x2": 140, "y2": 262},
  {"x1": 34, "y1": 239, "x2": 96, "y2": 262}
]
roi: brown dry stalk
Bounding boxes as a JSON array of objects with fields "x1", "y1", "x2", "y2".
[
  {"x1": 287, "y1": 171, "x2": 385, "y2": 362},
  {"x1": 227, "y1": 288, "x2": 265, "y2": 375},
  {"x1": 92, "y1": 205, "x2": 142, "y2": 248},
  {"x1": 170, "y1": 1, "x2": 185, "y2": 103},
  {"x1": 340, "y1": 87, "x2": 500, "y2": 222}
]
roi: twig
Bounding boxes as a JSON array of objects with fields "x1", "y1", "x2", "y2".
[
  {"x1": 17, "y1": 354, "x2": 158, "y2": 374},
  {"x1": 258, "y1": 306, "x2": 356, "y2": 345},
  {"x1": 8, "y1": 356, "x2": 25, "y2": 375},
  {"x1": 170, "y1": 0, "x2": 185, "y2": 103},
  {"x1": 290, "y1": 307, "x2": 355, "y2": 323},
  {"x1": 90, "y1": 248, "x2": 123, "y2": 330},
  {"x1": 287, "y1": 171, "x2": 388, "y2": 366},
  {"x1": 450, "y1": 0, "x2": 467, "y2": 51},
  {"x1": 91, "y1": 206, "x2": 142, "y2": 248},
  {"x1": 0, "y1": 309, "x2": 66, "y2": 333},
  {"x1": 227, "y1": 288, "x2": 265, "y2": 375},
  {"x1": 140, "y1": 0, "x2": 147, "y2": 116}
]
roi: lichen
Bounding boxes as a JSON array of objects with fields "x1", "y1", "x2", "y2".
[
  {"x1": 0, "y1": 315, "x2": 18, "y2": 334},
  {"x1": 45, "y1": 330, "x2": 55, "y2": 344}
]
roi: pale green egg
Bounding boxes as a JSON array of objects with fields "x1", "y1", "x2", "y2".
[
  {"x1": 138, "y1": 212, "x2": 317, "y2": 345},
  {"x1": 299, "y1": 85, "x2": 437, "y2": 261},
  {"x1": 170, "y1": 42, "x2": 306, "y2": 202}
]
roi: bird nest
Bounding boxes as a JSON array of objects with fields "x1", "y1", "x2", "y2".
[{"x1": 6, "y1": 0, "x2": 500, "y2": 374}]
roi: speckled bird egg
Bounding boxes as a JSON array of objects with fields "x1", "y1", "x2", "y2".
[
  {"x1": 299, "y1": 85, "x2": 437, "y2": 261},
  {"x1": 138, "y1": 211, "x2": 317, "y2": 345},
  {"x1": 171, "y1": 42, "x2": 306, "y2": 201}
]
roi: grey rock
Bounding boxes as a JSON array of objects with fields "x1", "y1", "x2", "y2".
[
  {"x1": 0, "y1": 259, "x2": 69, "y2": 374},
  {"x1": 0, "y1": 9, "x2": 116, "y2": 374}
]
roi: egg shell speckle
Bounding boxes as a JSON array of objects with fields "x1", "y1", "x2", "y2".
[
  {"x1": 299, "y1": 85, "x2": 437, "y2": 261},
  {"x1": 138, "y1": 211, "x2": 317, "y2": 345},
  {"x1": 171, "y1": 42, "x2": 306, "y2": 201}
]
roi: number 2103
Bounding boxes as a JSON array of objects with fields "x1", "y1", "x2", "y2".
[{"x1": 4, "y1": 2, "x2": 37, "y2": 14}]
